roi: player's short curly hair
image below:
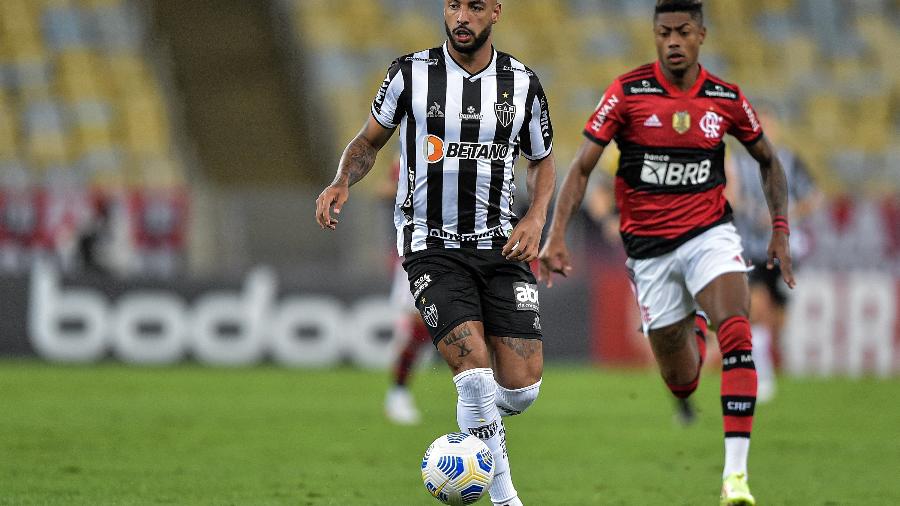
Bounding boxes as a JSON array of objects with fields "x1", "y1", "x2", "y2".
[{"x1": 655, "y1": 0, "x2": 704, "y2": 25}]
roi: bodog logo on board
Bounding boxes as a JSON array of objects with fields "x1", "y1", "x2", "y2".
[{"x1": 423, "y1": 135, "x2": 510, "y2": 164}]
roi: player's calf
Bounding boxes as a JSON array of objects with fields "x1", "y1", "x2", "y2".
[{"x1": 649, "y1": 315, "x2": 704, "y2": 399}]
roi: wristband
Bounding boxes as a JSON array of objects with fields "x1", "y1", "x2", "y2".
[{"x1": 772, "y1": 215, "x2": 790, "y2": 235}]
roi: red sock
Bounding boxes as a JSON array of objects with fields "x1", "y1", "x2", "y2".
[
  {"x1": 717, "y1": 316, "x2": 757, "y2": 438},
  {"x1": 393, "y1": 317, "x2": 430, "y2": 387}
]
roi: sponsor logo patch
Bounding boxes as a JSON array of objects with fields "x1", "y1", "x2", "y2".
[
  {"x1": 423, "y1": 135, "x2": 510, "y2": 163},
  {"x1": 427, "y1": 102, "x2": 444, "y2": 118},
  {"x1": 405, "y1": 55, "x2": 439, "y2": 65},
  {"x1": 625, "y1": 79, "x2": 665, "y2": 95},
  {"x1": 502, "y1": 65, "x2": 534, "y2": 76},
  {"x1": 412, "y1": 273, "x2": 432, "y2": 299},
  {"x1": 539, "y1": 96, "x2": 551, "y2": 138},
  {"x1": 643, "y1": 114, "x2": 663, "y2": 128},
  {"x1": 428, "y1": 226, "x2": 510, "y2": 243},
  {"x1": 513, "y1": 282, "x2": 539, "y2": 312},
  {"x1": 742, "y1": 100, "x2": 761, "y2": 132},
  {"x1": 468, "y1": 420, "x2": 499, "y2": 440},
  {"x1": 640, "y1": 153, "x2": 711, "y2": 186},
  {"x1": 589, "y1": 94, "x2": 620, "y2": 132},
  {"x1": 459, "y1": 105, "x2": 483, "y2": 121},
  {"x1": 702, "y1": 83, "x2": 738, "y2": 100}
]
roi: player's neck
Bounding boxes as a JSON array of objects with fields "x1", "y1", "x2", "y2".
[
  {"x1": 660, "y1": 62, "x2": 701, "y2": 91},
  {"x1": 446, "y1": 40, "x2": 494, "y2": 75}
]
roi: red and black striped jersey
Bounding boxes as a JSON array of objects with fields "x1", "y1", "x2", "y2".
[{"x1": 583, "y1": 61, "x2": 763, "y2": 259}]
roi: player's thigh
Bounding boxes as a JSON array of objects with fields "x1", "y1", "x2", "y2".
[
  {"x1": 695, "y1": 272, "x2": 750, "y2": 327},
  {"x1": 436, "y1": 320, "x2": 492, "y2": 375},
  {"x1": 489, "y1": 335, "x2": 543, "y2": 389},
  {"x1": 682, "y1": 224, "x2": 751, "y2": 325},
  {"x1": 479, "y1": 256, "x2": 544, "y2": 388},
  {"x1": 403, "y1": 252, "x2": 483, "y2": 346},
  {"x1": 627, "y1": 253, "x2": 695, "y2": 335}
]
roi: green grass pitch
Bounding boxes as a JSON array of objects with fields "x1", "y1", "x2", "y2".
[{"x1": 1, "y1": 361, "x2": 898, "y2": 505}]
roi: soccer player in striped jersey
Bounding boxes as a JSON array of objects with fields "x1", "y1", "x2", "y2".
[
  {"x1": 316, "y1": 2, "x2": 556, "y2": 504},
  {"x1": 539, "y1": 1, "x2": 793, "y2": 504}
]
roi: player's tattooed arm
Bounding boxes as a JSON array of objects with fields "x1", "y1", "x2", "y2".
[
  {"x1": 333, "y1": 117, "x2": 395, "y2": 187},
  {"x1": 316, "y1": 117, "x2": 394, "y2": 230},
  {"x1": 333, "y1": 136, "x2": 377, "y2": 187},
  {"x1": 746, "y1": 136, "x2": 789, "y2": 219},
  {"x1": 746, "y1": 135, "x2": 795, "y2": 288}
]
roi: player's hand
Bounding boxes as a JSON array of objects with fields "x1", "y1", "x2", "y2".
[
  {"x1": 537, "y1": 237, "x2": 572, "y2": 288},
  {"x1": 502, "y1": 216, "x2": 543, "y2": 263},
  {"x1": 315, "y1": 183, "x2": 349, "y2": 230},
  {"x1": 767, "y1": 230, "x2": 795, "y2": 289}
]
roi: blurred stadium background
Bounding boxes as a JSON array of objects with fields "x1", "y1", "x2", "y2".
[
  {"x1": 0, "y1": 0, "x2": 898, "y2": 504},
  {"x1": 0, "y1": 0, "x2": 896, "y2": 370}
]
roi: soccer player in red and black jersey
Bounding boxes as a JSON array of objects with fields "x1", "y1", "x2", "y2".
[{"x1": 539, "y1": 1, "x2": 792, "y2": 504}]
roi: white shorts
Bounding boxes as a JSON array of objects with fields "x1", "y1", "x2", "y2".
[
  {"x1": 390, "y1": 259, "x2": 416, "y2": 310},
  {"x1": 626, "y1": 223, "x2": 750, "y2": 334}
]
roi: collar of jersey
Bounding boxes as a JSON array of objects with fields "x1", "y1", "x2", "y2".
[
  {"x1": 443, "y1": 42, "x2": 497, "y2": 80},
  {"x1": 652, "y1": 60, "x2": 708, "y2": 97}
]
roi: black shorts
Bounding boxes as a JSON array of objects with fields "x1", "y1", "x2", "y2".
[
  {"x1": 402, "y1": 248, "x2": 543, "y2": 345},
  {"x1": 748, "y1": 260, "x2": 788, "y2": 306}
]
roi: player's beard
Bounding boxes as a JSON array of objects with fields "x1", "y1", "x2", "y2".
[{"x1": 445, "y1": 22, "x2": 491, "y2": 54}]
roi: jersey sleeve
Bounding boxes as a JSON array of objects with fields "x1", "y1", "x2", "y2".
[
  {"x1": 519, "y1": 74, "x2": 553, "y2": 161},
  {"x1": 370, "y1": 59, "x2": 405, "y2": 129},
  {"x1": 583, "y1": 80, "x2": 626, "y2": 146},
  {"x1": 727, "y1": 88, "x2": 764, "y2": 146}
]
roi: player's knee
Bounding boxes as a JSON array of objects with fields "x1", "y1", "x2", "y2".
[
  {"x1": 453, "y1": 367, "x2": 496, "y2": 402},
  {"x1": 495, "y1": 379, "x2": 541, "y2": 417}
]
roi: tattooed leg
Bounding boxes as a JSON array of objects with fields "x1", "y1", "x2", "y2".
[
  {"x1": 437, "y1": 321, "x2": 491, "y2": 375},
  {"x1": 490, "y1": 335, "x2": 544, "y2": 390}
]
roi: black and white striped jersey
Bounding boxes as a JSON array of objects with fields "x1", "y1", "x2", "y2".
[{"x1": 371, "y1": 42, "x2": 553, "y2": 256}]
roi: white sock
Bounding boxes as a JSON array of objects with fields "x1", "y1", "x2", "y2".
[
  {"x1": 453, "y1": 368, "x2": 518, "y2": 505},
  {"x1": 723, "y1": 437, "x2": 750, "y2": 478},
  {"x1": 751, "y1": 324, "x2": 775, "y2": 386}
]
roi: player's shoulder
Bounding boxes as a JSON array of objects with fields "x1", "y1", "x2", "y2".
[
  {"x1": 496, "y1": 50, "x2": 540, "y2": 79},
  {"x1": 388, "y1": 46, "x2": 445, "y2": 70},
  {"x1": 696, "y1": 69, "x2": 743, "y2": 101},
  {"x1": 615, "y1": 63, "x2": 668, "y2": 97}
]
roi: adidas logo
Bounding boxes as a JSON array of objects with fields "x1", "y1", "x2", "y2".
[{"x1": 644, "y1": 114, "x2": 662, "y2": 127}]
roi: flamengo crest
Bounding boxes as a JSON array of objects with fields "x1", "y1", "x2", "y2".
[{"x1": 495, "y1": 101, "x2": 516, "y2": 128}]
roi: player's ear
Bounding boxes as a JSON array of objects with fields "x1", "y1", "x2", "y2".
[
  {"x1": 492, "y1": 1, "x2": 501, "y2": 24},
  {"x1": 698, "y1": 24, "x2": 706, "y2": 44}
]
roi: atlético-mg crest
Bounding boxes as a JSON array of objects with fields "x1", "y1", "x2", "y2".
[
  {"x1": 495, "y1": 102, "x2": 516, "y2": 128},
  {"x1": 422, "y1": 304, "x2": 439, "y2": 328}
]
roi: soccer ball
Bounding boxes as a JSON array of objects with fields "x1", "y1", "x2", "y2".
[{"x1": 421, "y1": 433, "x2": 495, "y2": 505}]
